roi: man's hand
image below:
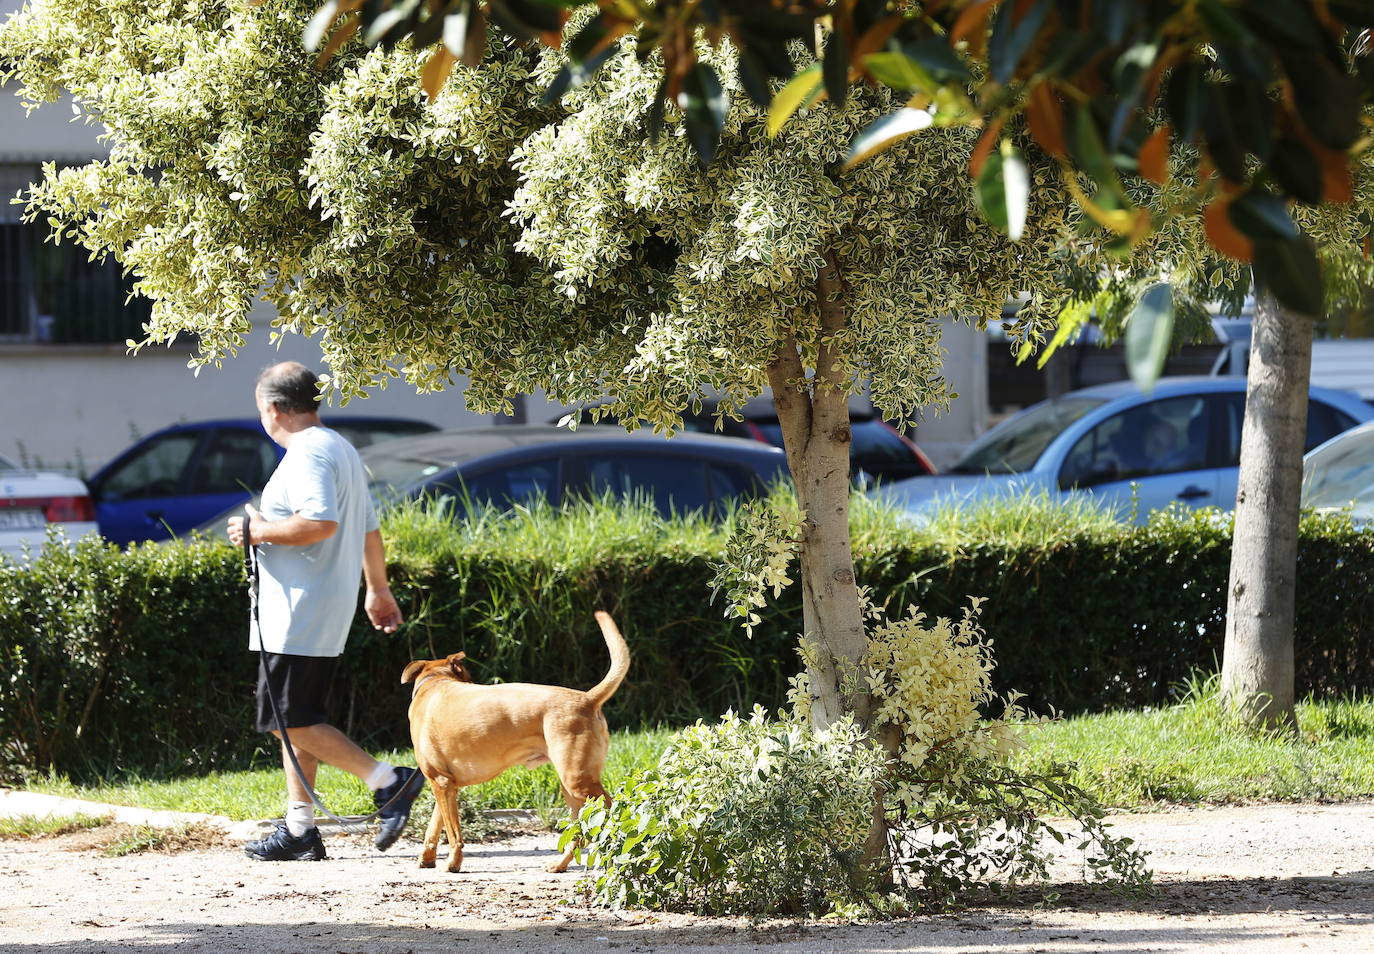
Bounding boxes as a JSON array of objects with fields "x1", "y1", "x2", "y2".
[
  {"x1": 227, "y1": 503, "x2": 267, "y2": 548},
  {"x1": 365, "y1": 587, "x2": 403, "y2": 633}
]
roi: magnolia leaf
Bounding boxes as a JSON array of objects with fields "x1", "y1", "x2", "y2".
[
  {"x1": 1254, "y1": 236, "x2": 1323, "y2": 315},
  {"x1": 303, "y1": 1, "x2": 339, "y2": 53},
  {"x1": 1125, "y1": 283, "x2": 1174, "y2": 392},
  {"x1": 767, "y1": 64, "x2": 824, "y2": 137},
  {"x1": 843, "y1": 107, "x2": 933, "y2": 170},
  {"x1": 420, "y1": 46, "x2": 456, "y2": 100},
  {"x1": 975, "y1": 140, "x2": 1029, "y2": 240}
]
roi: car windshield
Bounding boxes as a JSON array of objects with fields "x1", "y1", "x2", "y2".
[
  {"x1": 951, "y1": 397, "x2": 1104, "y2": 475},
  {"x1": 0, "y1": 453, "x2": 15, "y2": 471},
  {"x1": 364, "y1": 452, "x2": 452, "y2": 499},
  {"x1": 1304, "y1": 427, "x2": 1374, "y2": 512}
]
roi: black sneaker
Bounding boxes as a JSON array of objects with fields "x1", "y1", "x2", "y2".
[
  {"x1": 244, "y1": 823, "x2": 327, "y2": 862},
  {"x1": 373, "y1": 766, "x2": 421, "y2": 851}
]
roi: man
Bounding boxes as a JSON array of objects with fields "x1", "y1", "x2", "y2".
[{"x1": 227, "y1": 362, "x2": 418, "y2": 862}]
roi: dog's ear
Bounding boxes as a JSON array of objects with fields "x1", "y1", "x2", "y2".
[
  {"x1": 401, "y1": 660, "x2": 427, "y2": 685},
  {"x1": 447, "y1": 652, "x2": 472, "y2": 682}
]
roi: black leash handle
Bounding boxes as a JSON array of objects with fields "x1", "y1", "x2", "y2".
[{"x1": 244, "y1": 519, "x2": 421, "y2": 830}]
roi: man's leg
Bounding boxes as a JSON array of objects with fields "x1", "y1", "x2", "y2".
[
  {"x1": 274, "y1": 723, "x2": 419, "y2": 851},
  {"x1": 275, "y1": 723, "x2": 379, "y2": 785}
]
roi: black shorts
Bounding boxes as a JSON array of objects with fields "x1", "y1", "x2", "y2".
[{"x1": 255, "y1": 652, "x2": 339, "y2": 734}]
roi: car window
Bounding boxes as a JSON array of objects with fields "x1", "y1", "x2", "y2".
[
  {"x1": 439, "y1": 459, "x2": 560, "y2": 512},
  {"x1": 99, "y1": 432, "x2": 200, "y2": 500},
  {"x1": 1220, "y1": 396, "x2": 1360, "y2": 465},
  {"x1": 1059, "y1": 396, "x2": 1209, "y2": 488},
  {"x1": 953, "y1": 397, "x2": 1104, "y2": 475},
  {"x1": 1306, "y1": 403, "x2": 1356, "y2": 452},
  {"x1": 0, "y1": 453, "x2": 15, "y2": 471},
  {"x1": 583, "y1": 453, "x2": 710, "y2": 515},
  {"x1": 189, "y1": 430, "x2": 277, "y2": 494},
  {"x1": 1305, "y1": 426, "x2": 1374, "y2": 511}
]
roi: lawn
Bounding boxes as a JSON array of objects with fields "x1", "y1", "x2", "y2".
[{"x1": 27, "y1": 684, "x2": 1374, "y2": 822}]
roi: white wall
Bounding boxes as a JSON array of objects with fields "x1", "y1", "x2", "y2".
[
  {"x1": 0, "y1": 305, "x2": 492, "y2": 472},
  {"x1": 907, "y1": 318, "x2": 989, "y2": 471}
]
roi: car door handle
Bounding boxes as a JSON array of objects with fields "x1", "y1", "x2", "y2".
[{"x1": 1176, "y1": 486, "x2": 1210, "y2": 500}]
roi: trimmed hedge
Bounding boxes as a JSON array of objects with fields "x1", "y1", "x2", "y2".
[{"x1": 2, "y1": 502, "x2": 1371, "y2": 781}]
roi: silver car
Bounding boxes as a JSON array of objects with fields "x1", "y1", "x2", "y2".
[
  {"x1": 876, "y1": 377, "x2": 1374, "y2": 523},
  {"x1": 1303, "y1": 420, "x2": 1374, "y2": 523}
]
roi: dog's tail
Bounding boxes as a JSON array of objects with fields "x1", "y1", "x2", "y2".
[{"x1": 584, "y1": 611, "x2": 630, "y2": 708}]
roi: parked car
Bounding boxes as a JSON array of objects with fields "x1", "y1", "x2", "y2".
[
  {"x1": 0, "y1": 453, "x2": 98, "y2": 558},
  {"x1": 89, "y1": 417, "x2": 439, "y2": 545},
  {"x1": 1303, "y1": 420, "x2": 1374, "y2": 523},
  {"x1": 874, "y1": 377, "x2": 1374, "y2": 523},
  {"x1": 553, "y1": 395, "x2": 935, "y2": 486},
  {"x1": 362, "y1": 425, "x2": 790, "y2": 520}
]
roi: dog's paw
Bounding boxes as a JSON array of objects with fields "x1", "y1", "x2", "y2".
[
  {"x1": 545, "y1": 860, "x2": 571, "y2": 873},
  {"x1": 445, "y1": 854, "x2": 464, "y2": 874},
  {"x1": 418, "y1": 856, "x2": 436, "y2": 869}
]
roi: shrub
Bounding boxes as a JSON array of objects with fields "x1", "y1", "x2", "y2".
[
  {"x1": 2, "y1": 495, "x2": 1372, "y2": 781},
  {"x1": 566, "y1": 599, "x2": 1150, "y2": 917},
  {"x1": 568, "y1": 708, "x2": 885, "y2": 915}
]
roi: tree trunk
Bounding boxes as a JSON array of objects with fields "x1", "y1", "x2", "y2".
[
  {"x1": 767, "y1": 250, "x2": 892, "y2": 880},
  {"x1": 1219, "y1": 285, "x2": 1314, "y2": 729}
]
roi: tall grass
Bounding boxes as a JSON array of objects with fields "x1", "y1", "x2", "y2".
[{"x1": 1010, "y1": 674, "x2": 1374, "y2": 806}]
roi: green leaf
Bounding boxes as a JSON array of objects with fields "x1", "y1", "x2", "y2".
[
  {"x1": 682, "y1": 63, "x2": 728, "y2": 168},
  {"x1": 1125, "y1": 282, "x2": 1175, "y2": 392},
  {"x1": 862, "y1": 51, "x2": 935, "y2": 92},
  {"x1": 1228, "y1": 190, "x2": 1299, "y2": 243},
  {"x1": 974, "y1": 140, "x2": 1029, "y2": 241},
  {"x1": 1269, "y1": 137, "x2": 1324, "y2": 206},
  {"x1": 987, "y1": 0, "x2": 1050, "y2": 84},
  {"x1": 1254, "y1": 236, "x2": 1323, "y2": 315},
  {"x1": 766, "y1": 64, "x2": 823, "y2": 138},
  {"x1": 842, "y1": 108, "x2": 933, "y2": 169},
  {"x1": 822, "y1": 28, "x2": 849, "y2": 107}
]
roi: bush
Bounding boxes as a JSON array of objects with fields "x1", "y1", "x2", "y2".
[
  {"x1": 569, "y1": 709, "x2": 885, "y2": 915},
  {"x1": 566, "y1": 600, "x2": 1150, "y2": 917},
  {"x1": 2, "y1": 496, "x2": 1372, "y2": 781}
]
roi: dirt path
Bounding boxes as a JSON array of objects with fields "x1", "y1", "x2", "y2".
[{"x1": 2, "y1": 799, "x2": 1373, "y2": 953}]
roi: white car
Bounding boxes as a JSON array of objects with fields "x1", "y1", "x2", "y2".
[
  {"x1": 0, "y1": 453, "x2": 99, "y2": 559},
  {"x1": 1303, "y1": 420, "x2": 1374, "y2": 524}
]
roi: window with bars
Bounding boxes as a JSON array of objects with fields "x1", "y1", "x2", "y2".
[{"x1": 0, "y1": 163, "x2": 151, "y2": 344}]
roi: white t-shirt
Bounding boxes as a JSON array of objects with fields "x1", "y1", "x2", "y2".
[{"x1": 250, "y1": 426, "x2": 380, "y2": 657}]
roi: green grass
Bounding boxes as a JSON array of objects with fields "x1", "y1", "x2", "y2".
[
  {"x1": 1009, "y1": 676, "x2": 1374, "y2": 807},
  {"x1": 25, "y1": 685, "x2": 1374, "y2": 821},
  {"x1": 0, "y1": 813, "x2": 111, "y2": 838},
  {"x1": 28, "y1": 726, "x2": 677, "y2": 824}
]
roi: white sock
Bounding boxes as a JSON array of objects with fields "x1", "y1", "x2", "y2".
[
  {"x1": 285, "y1": 801, "x2": 315, "y2": 838},
  {"x1": 366, "y1": 761, "x2": 399, "y2": 791}
]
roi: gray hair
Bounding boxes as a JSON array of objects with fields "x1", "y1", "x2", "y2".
[{"x1": 256, "y1": 362, "x2": 321, "y2": 415}]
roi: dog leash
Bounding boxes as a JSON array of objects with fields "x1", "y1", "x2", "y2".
[{"x1": 244, "y1": 525, "x2": 422, "y2": 832}]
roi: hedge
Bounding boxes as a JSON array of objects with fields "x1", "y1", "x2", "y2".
[{"x1": 1, "y1": 499, "x2": 1371, "y2": 781}]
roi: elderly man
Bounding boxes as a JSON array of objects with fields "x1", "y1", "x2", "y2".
[{"x1": 228, "y1": 361, "x2": 417, "y2": 861}]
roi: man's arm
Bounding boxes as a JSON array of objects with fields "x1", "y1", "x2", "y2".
[
  {"x1": 362, "y1": 528, "x2": 403, "y2": 633},
  {"x1": 227, "y1": 503, "x2": 337, "y2": 547}
]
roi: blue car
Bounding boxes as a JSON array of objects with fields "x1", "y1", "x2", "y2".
[
  {"x1": 875, "y1": 377, "x2": 1374, "y2": 522},
  {"x1": 89, "y1": 417, "x2": 438, "y2": 545},
  {"x1": 362, "y1": 425, "x2": 790, "y2": 520}
]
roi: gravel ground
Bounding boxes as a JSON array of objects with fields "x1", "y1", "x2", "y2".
[{"x1": 1, "y1": 793, "x2": 1373, "y2": 953}]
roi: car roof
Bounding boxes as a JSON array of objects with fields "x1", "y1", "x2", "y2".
[
  {"x1": 360, "y1": 425, "x2": 787, "y2": 467},
  {"x1": 1067, "y1": 375, "x2": 1373, "y2": 418},
  {"x1": 562, "y1": 394, "x2": 879, "y2": 424},
  {"x1": 142, "y1": 415, "x2": 438, "y2": 433}
]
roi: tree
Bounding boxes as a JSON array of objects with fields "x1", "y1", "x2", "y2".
[{"x1": 2, "y1": 0, "x2": 1371, "y2": 868}]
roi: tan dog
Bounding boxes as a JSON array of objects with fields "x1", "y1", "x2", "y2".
[{"x1": 401, "y1": 610, "x2": 629, "y2": 873}]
